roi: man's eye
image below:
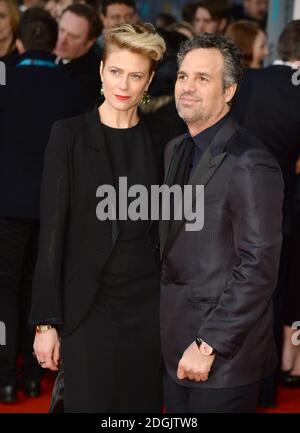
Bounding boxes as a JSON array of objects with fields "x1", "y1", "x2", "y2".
[
  {"x1": 199, "y1": 76, "x2": 208, "y2": 82},
  {"x1": 111, "y1": 69, "x2": 119, "y2": 75},
  {"x1": 132, "y1": 74, "x2": 142, "y2": 80},
  {"x1": 178, "y1": 75, "x2": 186, "y2": 81}
]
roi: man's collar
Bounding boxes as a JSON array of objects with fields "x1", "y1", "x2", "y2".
[
  {"x1": 273, "y1": 59, "x2": 300, "y2": 70},
  {"x1": 188, "y1": 111, "x2": 231, "y2": 153}
]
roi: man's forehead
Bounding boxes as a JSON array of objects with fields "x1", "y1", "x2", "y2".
[
  {"x1": 180, "y1": 48, "x2": 224, "y2": 70},
  {"x1": 106, "y1": 3, "x2": 135, "y2": 15},
  {"x1": 60, "y1": 11, "x2": 89, "y2": 35}
]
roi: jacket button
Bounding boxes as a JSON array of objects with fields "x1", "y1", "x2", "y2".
[{"x1": 162, "y1": 275, "x2": 169, "y2": 285}]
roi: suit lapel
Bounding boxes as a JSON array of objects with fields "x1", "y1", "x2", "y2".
[
  {"x1": 159, "y1": 135, "x2": 188, "y2": 255},
  {"x1": 138, "y1": 115, "x2": 164, "y2": 234},
  {"x1": 85, "y1": 107, "x2": 119, "y2": 244},
  {"x1": 161, "y1": 114, "x2": 238, "y2": 258}
]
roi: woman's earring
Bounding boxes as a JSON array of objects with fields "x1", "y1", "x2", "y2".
[
  {"x1": 100, "y1": 85, "x2": 104, "y2": 96},
  {"x1": 140, "y1": 91, "x2": 151, "y2": 105}
]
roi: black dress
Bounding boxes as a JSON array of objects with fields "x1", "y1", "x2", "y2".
[{"x1": 61, "y1": 122, "x2": 163, "y2": 412}]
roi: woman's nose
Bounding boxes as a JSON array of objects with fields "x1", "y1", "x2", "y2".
[{"x1": 118, "y1": 76, "x2": 129, "y2": 90}]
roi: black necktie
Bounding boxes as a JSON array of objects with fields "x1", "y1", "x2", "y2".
[
  {"x1": 168, "y1": 137, "x2": 195, "y2": 223},
  {"x1": 182, "y1": 137, "x2": 196, "y2": 185},
  {"x1": 189, "y1": 143, "x2": 203, "y2": 180}
]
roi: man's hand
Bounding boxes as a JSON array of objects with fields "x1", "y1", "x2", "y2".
[
  {"x1": 33, "y1": 328, "x2": 60, "y2": 371},
  {"x1": 177, "y1": 341, "x2": 215, "y2": 382}
]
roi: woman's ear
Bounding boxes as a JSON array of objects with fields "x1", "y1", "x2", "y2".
[
  {"x1": 145, "y1": 70, "x2": 155, "y2": 91},
  {"x1": 100, "y1": 60, "x2": 104, "y2": 82},
  {"x1": 15, "y1": 39, "x2": 25, "y2": 54}
]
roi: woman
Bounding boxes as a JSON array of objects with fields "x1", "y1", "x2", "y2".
[
  {"x1": 0, "y1": 0, "x2": 19, "y2": 65},
  {"x1": 44, "y1": 0, "x2": 73, "y2": 21},
  {"x1": 29, "y1": 23, "x2": 185, "y2": 412},
  {"x1": 168, "y1": 21, "x2": 195, "y2": 40},
  {"x1": 226, "y1": 20, "x2": 269, "y2": 68}
]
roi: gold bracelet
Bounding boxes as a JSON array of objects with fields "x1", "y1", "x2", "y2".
[{"x1": 36, "y1": 325, "x2": 53, "y2": 334}]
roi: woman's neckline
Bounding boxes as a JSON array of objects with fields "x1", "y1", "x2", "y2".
[{"x1": 101, "y1": 121, "x2": 141, "y2": 131}]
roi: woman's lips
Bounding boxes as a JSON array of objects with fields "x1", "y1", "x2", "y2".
[{"x1": 115, "y1": 95, "x2": 130, "y2": 101}]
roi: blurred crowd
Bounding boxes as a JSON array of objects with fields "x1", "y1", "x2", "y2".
[{"x1": 0, "y1": 0, "x2": 300, "y2": 410}]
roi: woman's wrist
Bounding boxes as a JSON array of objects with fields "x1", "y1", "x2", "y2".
[{"x1": 35, "y1": 324, "x2": 55, "y2": 334}]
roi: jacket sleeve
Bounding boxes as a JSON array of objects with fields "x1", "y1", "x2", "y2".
[
  {"x1": 29, "y1": 121, "x2": 70, "y2": 326},
  {"x1": 198, "y1": 147, "x2": 284, "y2": 359}
]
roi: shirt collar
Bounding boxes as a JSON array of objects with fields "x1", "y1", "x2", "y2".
[
  {"x1": 188, "y1": 111, "x2": 230, "y2": 153},
  {"x1": 273, "y1": 59, "x2": 300, "y2": 70}
]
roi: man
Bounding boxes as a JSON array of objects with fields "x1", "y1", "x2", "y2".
[
  {"x1": 97, "y1": 0, "x2": 138, "y2": 50},
  {"x1": 0, "y1": 7, "x2": 87, "y2": 403},
  {"x1": 193, "y1": 0, "x2": 232, "y2": 35},
  {"x1": 233, "y1": 20, "x2": 300, "y2": 406},
  {"x1": 55, "y1": 3, "x2": 102, "y2": 106},
  {"x1": 232, "y1": 0, "x2": 269, "y2": 30},
  {"x1": 160, "y1": 33, "x2": 283, "y2": 413}
]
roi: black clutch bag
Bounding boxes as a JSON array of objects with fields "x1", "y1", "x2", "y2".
[{"x1": 49, "y1": 367, "x2": 64, "y2": 413}]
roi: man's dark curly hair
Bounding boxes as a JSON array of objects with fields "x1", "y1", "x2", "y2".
[{"x1": 177, "y1": 33, "x2": 245, "y2": 94}]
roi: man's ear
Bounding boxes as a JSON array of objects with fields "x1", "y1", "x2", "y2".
[
  {"x1": 225, "y1": 83, "x2": 237, "y2": 104},
  {"x1": 100, "y1": 14, "x2": 107, "y2": 28},
  {"x1": 15, "y1": 39, "x2": 25, "y2": 54},
  {"x1": 86, "y1": 38, "x2": 96, "y2": 52},
  {"x1": 218, "y1": 18, "x2": 228, "y2": 33}
]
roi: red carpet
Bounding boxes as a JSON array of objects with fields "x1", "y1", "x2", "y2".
[{"x1": 0, "y1": 373, "x2": 300, "y2": 413}]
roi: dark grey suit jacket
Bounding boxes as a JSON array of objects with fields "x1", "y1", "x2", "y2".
[{"x1": 160, "y1": 114, "x2": 284, "y2": 388}]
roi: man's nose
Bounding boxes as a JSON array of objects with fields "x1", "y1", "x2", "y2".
[
  {"x1": 182, "y1": 78, "x2": 196, "y2": 92},
  {"x1": 59, "y1": 33, "x2": 68, "y2": 45},
  {"x1": 117, "y1": 16, "x2": 127, "y2": 24},
  {"x1": 196, "y1": 21, "x2": 205, "y2": 34}
]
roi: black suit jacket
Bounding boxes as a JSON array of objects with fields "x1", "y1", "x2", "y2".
[
  {"x1": 232, "y1": 64, "x2": 300, "y2": 234},
  {"x1": 59, "y1": 46, "x2": 102, "y2": 109},
  {"x1": 0, "y1": 50, "x2": 89, "y2": 218},
  {"x1": 29, "y1": 107, "x2": 186, "y2": 335},
  {"x1": 232, "y1": 65, "x2": 300, "y2": 168},
  {"x1": 160, "y1": 114, "x2": 284, "y2": 388}
]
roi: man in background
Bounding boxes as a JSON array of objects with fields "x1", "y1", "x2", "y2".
[
  {"x1": 0, "y1": 7, "x2": 87, "y2": 403},
  {"x1": 97, "y1": 0, "x2": 138, "y2": 51},
  {"x1": 193, "y1": 0, "x2": 232, "y2": 35},
  {"x1": 232, "y1": 0, "x2": 269, "y2": 30},
  {"x1": 55, "y1": 3, "x2": 102, "y2": 106}
]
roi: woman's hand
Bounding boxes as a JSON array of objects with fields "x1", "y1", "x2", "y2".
[{"x1": 33, "y1": 328, "x2": 60, "y2": 371}]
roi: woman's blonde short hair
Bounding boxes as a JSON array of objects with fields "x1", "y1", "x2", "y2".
[{"x1": 103, "y1": 23, "x2": 166, "y2": 73}]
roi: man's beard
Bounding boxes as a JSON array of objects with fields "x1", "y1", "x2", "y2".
[{"x1": 176, "y1": 99, "x2": 210, "y2": 125}]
